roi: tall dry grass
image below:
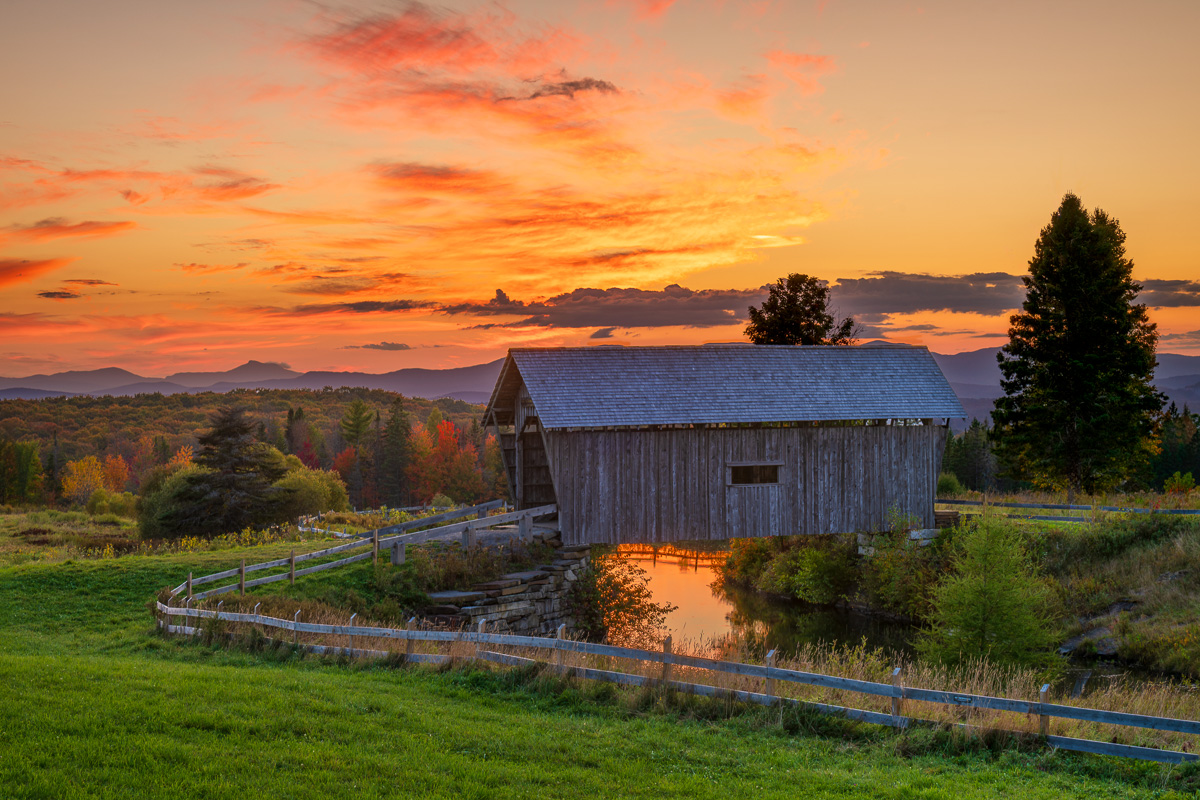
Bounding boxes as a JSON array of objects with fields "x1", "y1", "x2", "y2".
[{"x1": 168, "y1": 595, "x2": 1200, "y2": 754}]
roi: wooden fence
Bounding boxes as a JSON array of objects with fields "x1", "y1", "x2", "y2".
[
  {"x1": 937, "y1": 498, "x2": 1200, "y2": 524},
  {"x1": 158, "y1": 497, "x2": 1200, "y2": 766},
  {"x1": 176, "y1": 500, "x2": 555, "y2": 601},
  {"x1": 153, "y1": 598, "x2": 1200, "y2": 766}
]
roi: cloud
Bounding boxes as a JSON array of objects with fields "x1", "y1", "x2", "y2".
[
  {"x1": 1141, "y1": 279, "x2": 1200, "y2": 307},
  {"x1": 591, "y1": 327, "x2": 617, "y2": 339},
  {"x1": 192, "y1": 166, "x2": 278, "y2": 201},
  {"x1": 527, "y1": 78, "x2": 618, "y2": 100},
  {"x1": 176, "y1": 262, "x2": 249, "y2": 275},
  {"x1": 831, "y1": 271, "x2": 1026, "y2": 316},
  {"x1": 766, "y1": 51, "x2": 837, "y2": 95},
  {"x1": 611, "y1": 0, "x2": 678, "y2": 20},
  {"x1": 63, "y1": 279, "x2": 117, "y2": 286},
  {"x1": 37, "y1": 289, "x2": 82, "y2": 300},
  {"x1": 443, "y1": 284, "x2": 767, "y2": 330},
  {"x1": 373, "y1": 162, "x2": 508, "y2": 194},
  {"x1": 343, "y1": 341, "x2": 414, "y2": 350},
  {"x1": 307, "y1": 3, "x2": 583, "y2": 77},
  {"x1": 0, "y1": 257, "x2": 75, "y2": 288},
  {"x1": 289, "y1": 299, "x2": 435, "y2": 316},
  {"x1": 1159, "y1": 329, "x2": 1200, "y2": 344},
  {"x1": 2, "y1": 218, "x2": 137, "y2": 244}
]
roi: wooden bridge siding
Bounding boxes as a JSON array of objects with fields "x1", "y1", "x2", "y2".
[{"x1": 548, "y1": 425, "x2": 946, "y2": 546}]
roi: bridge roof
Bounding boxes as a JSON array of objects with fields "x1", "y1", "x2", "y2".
[{"x1": 485, "y1": 344, "x2": 965, "y2": 429}]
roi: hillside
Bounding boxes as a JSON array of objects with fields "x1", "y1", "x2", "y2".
[
  {"x1": 0, "y1": 389, "x2": 484, "y2": 466},
  {"x1": 0, "y1": 542, "x2": 1187, "y2": 798}
]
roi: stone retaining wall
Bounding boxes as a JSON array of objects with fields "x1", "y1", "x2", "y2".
[{"x1": 421, "y1": 531, "x2": 589, "y2": 635}]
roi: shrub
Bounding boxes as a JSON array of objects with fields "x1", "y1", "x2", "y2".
[
  {"x1": 85, "y1": 489, "x2": 137, "y2": 518},
  {"x1": 859, "y1": 514, "x2": 953, "y2": 620},
  {"x1": 937, "y1": 471, "x2": 964, "y2": 496},
  {"x1": 430, "y1": 493, "x2": 454, "y2": 508},
  {"x1": 274, "y1": 467, "x2": 349, "y2": 520},
  {"x1": 137, "y1": 464, "x2": 210, "y2": 539},
  {"x1": 1165, "y1": 471, "x2": 1196, "y2": 495},
  {"x1": 566, "y1": 550, "x2": 676, "y2": 649},
  {"x1": 719, "y1": 537, "x2": 777, "y2": 586},
  {"x1": 754, "y1": 538, "x2": 856, "y2": 605},
  {"x1": 917, "y1": 518, "x2": 1059, "y2": 669}
]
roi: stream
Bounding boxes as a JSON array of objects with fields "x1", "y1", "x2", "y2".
[{"x1": 611, "y1": 543, "x2": 1164, "y2": 698}]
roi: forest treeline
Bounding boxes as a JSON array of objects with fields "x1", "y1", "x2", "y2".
[
  {"x1": 941, "y1": 403, "x2": 1200, "y2": 495},
  {"x1": 0, "y1": 388, "x2": 507, "y2": 513}
]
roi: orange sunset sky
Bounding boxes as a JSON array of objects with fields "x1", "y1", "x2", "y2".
[{"x1": 2, "y1": 0, "x2": 1198, "y2": 375}]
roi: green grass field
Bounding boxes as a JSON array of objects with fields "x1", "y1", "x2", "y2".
[{"x1": 1, "y1": 540, "x2": 1197, "y2": 798}]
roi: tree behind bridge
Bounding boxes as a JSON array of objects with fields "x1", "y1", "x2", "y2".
[
  {"x1": 744, "y1": 273, "x2": 856, "y2": 346},
  {"x1": 993, "y1": 193, "x2": 1162, "y2": 501}
]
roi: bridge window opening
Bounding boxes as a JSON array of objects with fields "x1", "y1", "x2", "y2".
[{"x1": 728, "y1": 464, "x2": 780, "y2": 485}]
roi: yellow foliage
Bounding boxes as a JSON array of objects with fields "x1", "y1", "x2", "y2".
[{"x1": 61, "y1": 456, "x2": 107, "y2": 505}]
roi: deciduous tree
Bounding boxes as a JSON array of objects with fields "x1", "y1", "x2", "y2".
[{"x1": 744, "y1": 273, "x2": 856, "y2": 346}]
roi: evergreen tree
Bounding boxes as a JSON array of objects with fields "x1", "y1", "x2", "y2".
[
  {"x1": 340, "y1": 399, "x2": 373, "y2": 448},
  {"x1": 944, "y1": 419, "x2": 997, "y2": 492},
  {"x1": 917, "y1": 519, "x2": 1058, "y2": 668},
  {"x1": 157, "y1": 407, "x2": 290, "y2": 537},
  {"x1": 744, "y1": 273, "x2": 856, "y2": 346},
  {"x1": 380, "y1": 397, "x2": 412, "y2": 507},
  {"x1": 993, "y1": 194, "x2": 1163, "y2": 501}
]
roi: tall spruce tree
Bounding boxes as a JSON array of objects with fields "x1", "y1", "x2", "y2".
[
  {"x1": 993, "y1": 193, "x2": 1162, "y2": 501},
  {"x1": 380, "y1": 397, "x2": 412, "y2": 507}
]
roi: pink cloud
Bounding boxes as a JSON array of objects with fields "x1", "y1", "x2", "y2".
[
  {"x1": 0, "y1": 257, "x2": 76, "y2": 288},
  {"x1": 766, "y1": 50, "x2": 837, "y2": 95}
]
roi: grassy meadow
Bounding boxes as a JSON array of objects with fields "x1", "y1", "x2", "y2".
[{"x1": 1, "y1": 510, "x2": 1199, "y2": 798}]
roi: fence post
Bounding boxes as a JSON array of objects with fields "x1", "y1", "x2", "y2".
[
  {"x1": 187, "y1": 571, "x2": 193, "y2": 600},
  {"x1": 293, "y1": 609, "x2": 300, "y2": 646},
  {"x1": 406, "y1": 617, "x2": 417, "y2": 663},
  {"x1": 373, "y1": 531, "x2": 379, "y2": 565},
  {"x1": 392, "y1": 541, "x2": 406, "y2": 566},
  {"x1": 348, "y1": 613, "x2": 357, "y2": 658},
  {"x1": 475, "y1": 619, "x2": 486, "y2": 661},
  {"x1": 289, "y1": 549, "x2": 295, "y2": 585},
  {"x1": 556, "y1": 624, "x2": 567, "y2": 674},
  {"x1": 891, "y1": 667, "x2": 903, "y2": 722},
  {"x1": 519, "y1": 513, "x2": 532, "y2": 539},
  {"x1": 1039, "y1": 683, "x2": 1050, "y2": 736},
  {"x1": 239, "y1": 559, "x2": 245, "y2": 597},
  {"x1": 662, "y1": 636, "x2": 673, "y2": 684},
  {"x1": 185, "y1": 597, "x2": 192, "y2": 637},
  {"x1": 477, "y1": 505, "x2": 487, "y2": 520},
  {"x1": 765, "y1": 649, "x2": 777, "y2": 705},
  {"x1": 462, "y1": 523, "x2": 476, "y2": 549}
]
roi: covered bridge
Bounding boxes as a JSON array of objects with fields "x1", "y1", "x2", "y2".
[{"x1": 483, "y1": 344, "x2": 965, "y2": 546}]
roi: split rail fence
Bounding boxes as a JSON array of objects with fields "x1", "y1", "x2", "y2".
[
  {"x1": 179, "y1": 500, "x2": 554, "y2": 601},
  {"x1": 158, "y1": 499, "x2": 1200, "y2": 766},
  {"x1": 937, "y1": 498, "x2": 1200, "y2": 525}
]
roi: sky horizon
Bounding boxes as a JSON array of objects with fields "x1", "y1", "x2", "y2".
[{"x1": 3, "y1": 0, "x2": 1198, "y2": 375}]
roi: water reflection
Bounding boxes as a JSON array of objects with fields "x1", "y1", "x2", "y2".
[
  {"x1": 614, "y1": 543, "x2": 914, "y2": 660},
  {"x1": 612, "y1": 544, "x2": 1160, "y2": 697}
]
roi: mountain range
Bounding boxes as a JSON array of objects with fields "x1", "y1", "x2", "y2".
[
  {"x1": 2, "y1": 349, "x2": 1198, "y2": 428},
  {"x1": 0, "y1": 359, "x2": 504, "y2": 404}
]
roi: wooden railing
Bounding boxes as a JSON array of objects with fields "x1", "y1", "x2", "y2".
[
  {"x1": 153, "y1": 598, "x2": 1200, "y2": 766},
  {"x1": 936, "y1": 498, "x2": 1200, "y2": 524},
  {"x1": 173, "y1": 501, "x2": 556, "y2": 600}
]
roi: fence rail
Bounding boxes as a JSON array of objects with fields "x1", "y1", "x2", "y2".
[
  {"x1": 154, "y1": 597, "x2": 1199, "y2": 765},
  {"x1": 936, "y1": 498, "x2": 1200, "y2": 525},
  {"x1": 172, "y1": 501, "x2": 557, "y2": 599},
  {"x1": 937, "y1": 498, "x2": 1200, "y2": 516}
]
